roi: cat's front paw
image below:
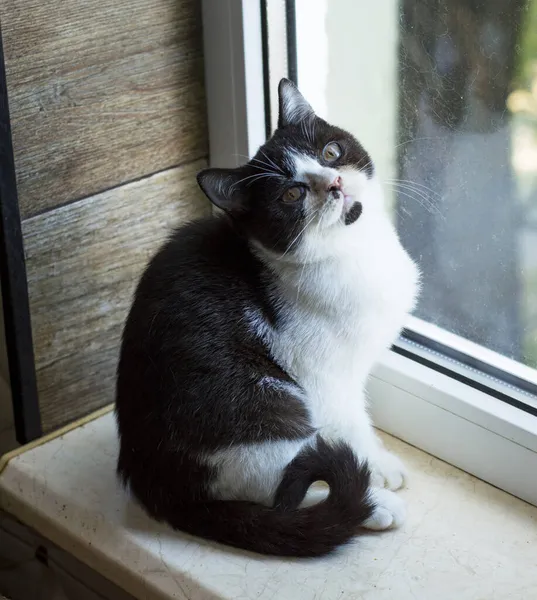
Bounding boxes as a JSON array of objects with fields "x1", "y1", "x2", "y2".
[
  {"x1": 369, "y1": 449, "x2": 407, "y2": 491},
  {"x1": 362, "y1": 488, "x2": 406, "y2": 530}
]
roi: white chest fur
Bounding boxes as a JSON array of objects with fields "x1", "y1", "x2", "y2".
[{"x1": 268, "y1": 215, "x2": 419, "y2": 430}]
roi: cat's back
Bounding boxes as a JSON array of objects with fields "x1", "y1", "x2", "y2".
[
  {"x1": 122, "y1": 214, "x2": 270, "y2": 355},
  {"x1": 145, "y1": 215, "x2": 248, "y2": 285},
  {"x1": 135, "y1": 215, "x2": 262, "y2": 310}
]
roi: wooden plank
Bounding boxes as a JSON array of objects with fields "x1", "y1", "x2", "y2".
[
  {"x1": 22, "y1": 160, "x2": 209, "y2": 432},
  {"x1": 1, "y1": 0, "x2": 207, "y2": 218}
]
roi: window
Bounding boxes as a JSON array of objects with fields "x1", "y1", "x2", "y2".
[
  {"x1": 292, "y1": 0, "x2": 537, "y2": 394},
  {"x1": 202, "y1": 0, "x2": 537, "y2": 506}
]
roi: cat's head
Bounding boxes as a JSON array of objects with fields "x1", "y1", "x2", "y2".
[{"x1": 197, "y1": 79, "x2": 385, "y2": 261}]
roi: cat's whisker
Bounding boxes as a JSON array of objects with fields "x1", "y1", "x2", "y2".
[
  {"x1": 280, "y1": 209, "x2": 320, "y2": 259},
  {"x1": 389, "y1": 181, "x2": 443, "y2": 217},
  {"x1": 260, "y1": 149, "x2": 285, "y2": 175},
  {"x1": 232, "y1": 152, "x2": 252, "y2": 161},
  {"x1": 238, "y1": 172, "x2": 281, "y2": 184},
  {"x1": 386, "y1": 183, "x2": 445, "y2": 221},
  {"x1": 300, "y1": 120, "x2": 308, "y2": 144},
  {"x1": 296, "y1": 248, "x2": 313, "y2": 301},
  {"x1": 301, "y1": 116, "x2": 316, "y2": 147},
  {"x1": 394, "y1": 207, "x2": 410, "y2": 223},
  {"x1": 300, "y1": 119, "x2": 308, "y2": 146},
  {"x1": 296, "y1": 214, "x2": 321, "y2": 301},
  {"x1": 310, "y1": 117, "x2": 317, "y2": 146},
  {"x1": 387, "y1": 184, "x2": 433, "y2": 214},
  {"x1": 231, "y1": 153, "x2": 284, "y2": 177},
  {"x1": 246, "y1": 173, "x2": 282, "y2": 186},
  {"x1": 250, "y1": 157, "x2": 282, "y2": 175},
  {"x1": 398, "y1": 187, "x2": 442, "y2": 219},
  {"x1": 297, "y1": 211, "x2": 322, "y2": 300},
  {"x1": 393, "y1": 136, "x2": 442, "y2": 152},
  {"x1": 230, "y1": 172, "x2": 282, "y2": 193},
  {"x1": 295, "y1": 246, "x2": 308, "y2": 302},
  {"x1": 355, "y1": 154, "x2": 374, "y2": 172},
  {"x1": 295, "y1": 211, "x2": 323, "y2": 301},
  {"x1": 386, "y1": 181, "x2": 434, "y2": 203},
  {"x1": 385, "y1": 178, "x2": 442, "y2": 199}
]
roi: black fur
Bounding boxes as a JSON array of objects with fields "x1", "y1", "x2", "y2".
[
  {"x1": 345, "y1": 202, "x2": 363, "y2": 226},
  {"x1": 116, "y1": 79, "x2": 377, "y2": 557}
]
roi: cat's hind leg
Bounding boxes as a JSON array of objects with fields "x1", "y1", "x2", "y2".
[
  {"x1": 319, "y1": 395, "x2": 407, "y2": 491},
  {"x1": 206, "y1": 437, "x2": 314, "y2": 506},
  {"x1": 208, "y1": 434, "x2": 407, "y2": 533}
]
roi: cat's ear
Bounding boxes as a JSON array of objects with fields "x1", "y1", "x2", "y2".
[
  {"x1": 197, "y1": 168, "x2": 246, "y2": 214},
  {"x1": 278, "y1": 78, "x2": 315, "y2": 128}
]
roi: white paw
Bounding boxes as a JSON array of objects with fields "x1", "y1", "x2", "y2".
[
  {"x1": 369, "y1": 450, "x2": 407, "y2": 491},
  {"x1": 362, "y1": 488, "x2": 406, "y2": 531}
]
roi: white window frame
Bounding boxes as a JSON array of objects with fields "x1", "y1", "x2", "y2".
[{"x1": 201, "y1": 0, "x2": 537, "y2": 507}]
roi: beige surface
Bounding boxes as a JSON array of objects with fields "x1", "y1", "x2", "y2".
[
  {"x1": 1, "y1": 411, "x2": 536, "y2": 600},
  {"x1": 1, "y1": 511, "x2": 136, "y2": 600},
  {"x1": 22, "y1": 162, "x2": 209, "y2": 432},
  {"x1": 1, "y1": 0, "x2": 207, "y2": 217}
]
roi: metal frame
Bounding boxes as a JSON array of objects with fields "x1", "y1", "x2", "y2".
[
  {"x1": 402, "y1": 316, "x2": 537, "y2": 402},
  {"x1": 0, "y1": 28, "x2": 41, "y2": 443},
  {"x1": 285, "y1": 0, "x2": 298, "y2": 85},
  {"x1": 260, "y1": 0, "x2": 273, "y2": 138},
  {"x1": 394, "y1": 338, "x2": 537, "y2": 416},
  {"x1": 201, "y1": 0, "x2": 267, "y2": 168}
]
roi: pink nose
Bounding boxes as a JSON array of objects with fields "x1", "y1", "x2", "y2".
[{"x1": 328, "y1": 176, "x2": 342, "y2": 192}]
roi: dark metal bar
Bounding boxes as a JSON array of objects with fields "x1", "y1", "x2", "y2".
[
  {"x1": 393, "y1": 337, "x2": 537, "y2": 418},
  {"x1": 285, "y1": 0, "x2": 298, "y2": 86},
  {"x1": 260, "y1": 0, "x2": 272, "y2": 137},
  {"x1": 401, "y1": 327, "x2": 537, "y2": 402},
  {"x1": 0, "y1": 27, "x2": 42, "y2": 442}
]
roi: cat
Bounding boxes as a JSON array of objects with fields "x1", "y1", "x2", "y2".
[{"x1": 115, "y1": 78, "x2": 420, "y2": 557}]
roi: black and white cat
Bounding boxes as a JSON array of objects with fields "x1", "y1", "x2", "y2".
[{"x1": 116, "y1": 79, "x2": 420, "y2": 557}]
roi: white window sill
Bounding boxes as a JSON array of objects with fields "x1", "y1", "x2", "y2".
[
  {"x1": 370, "y1": 349, "x2": 537, "y2": 508},
  {"x1": 1, "y1": 408, "x2": 536, "y2": 600}
]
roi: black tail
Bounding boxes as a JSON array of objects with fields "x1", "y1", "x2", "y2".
[{"x1": 165, "y1": 438, "x2": 375, "y2": 557}]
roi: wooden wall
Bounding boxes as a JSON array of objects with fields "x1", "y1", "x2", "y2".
[{"x1": 1, "y1": 0, "x2": 210, "y2": 432}]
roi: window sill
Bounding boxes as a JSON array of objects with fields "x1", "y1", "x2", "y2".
[
  {"x1": 370, "y1": 349, "x2": 537, "y2": 507},
  {"x1": 1, "y1": 409, "x2": 536, "y2": 600}
]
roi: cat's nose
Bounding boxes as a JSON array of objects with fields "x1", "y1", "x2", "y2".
[{"x1": 327, "y1": 176, "x2": 342, "y2": 192}]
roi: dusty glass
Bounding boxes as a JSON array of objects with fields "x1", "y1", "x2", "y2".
[{"x1": 292, "y1": 0, "x2": 537, "y2": 370}]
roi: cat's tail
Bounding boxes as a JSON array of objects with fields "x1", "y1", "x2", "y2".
[{"x1": 167, "y1": 437, "x2": 379, "y2": 557}]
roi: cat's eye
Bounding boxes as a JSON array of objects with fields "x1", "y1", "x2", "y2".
[
  {"x1": 282, "y1": 186, "x2": 306, "y2": 203},
  {"x1": 322, "y1": 142, "x2": 342, "y2": 162}
]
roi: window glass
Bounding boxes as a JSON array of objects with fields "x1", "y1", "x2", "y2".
[{"x1": 292, "y1": 0, "x2": 537, "y2": 371}]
